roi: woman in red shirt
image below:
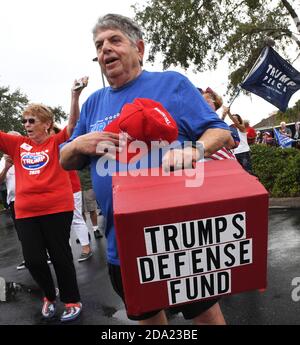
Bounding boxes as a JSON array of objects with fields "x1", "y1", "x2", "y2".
[{"x1": 0, "y1": 103, "x2": 82, "y2": 322}]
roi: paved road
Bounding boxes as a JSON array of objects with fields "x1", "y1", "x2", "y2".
[{"x1": 1, "y1": 208, "x2": 300, "y2": 325}]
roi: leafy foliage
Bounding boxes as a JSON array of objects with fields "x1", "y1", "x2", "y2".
[
  {"x1": 0, "y1": 86, "x2": 29, "y2": 134},
  {"x1": 274, "y1": 99, "x2": 300, "y2": 124},
  {"x1": 50, "y1": 106, "x2": 68, "y2": 125},
  {"x1": 133, "y1": 0, "x2": 299, "y2": 95},
  {"x1": 272, "y1": 153, "x2": 300, "y2": 196},
  {"x1": 0, "y1": 85, "x2": 67, "y2": 135},
  {"x1": 252, "y1": 144, "x2": 300, "y2": 197}
]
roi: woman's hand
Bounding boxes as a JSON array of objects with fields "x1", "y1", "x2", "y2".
[{"x1": 72, "y1": 76, "x2": 89, "y2": 95}]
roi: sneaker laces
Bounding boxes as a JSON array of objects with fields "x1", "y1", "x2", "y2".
[
  {"x1": 61, "y1": 302, "x2": 82, "y2": 321},
  {"x1": 65, "y1": 303, "x2": 81, "y2": 308}
]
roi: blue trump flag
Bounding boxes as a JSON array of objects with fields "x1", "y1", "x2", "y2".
[
  {"x1": 241, "y1": 47, "x2": 300, "y2": 112},
  {"x1": 273, "y1": 128, "x2": 294, "y2": 148}
]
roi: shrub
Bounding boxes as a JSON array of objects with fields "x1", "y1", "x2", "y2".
[{"x1": 251, "y1": 144, "x2": 300, "y2": 197}]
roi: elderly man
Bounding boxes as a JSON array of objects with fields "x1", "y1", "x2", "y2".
[
  {"x1": 60, "y1": 13, "x2": 230, "y2": 325},
  {"x1": 279, "y1": 121, "x2": 292, "y2": 138}
]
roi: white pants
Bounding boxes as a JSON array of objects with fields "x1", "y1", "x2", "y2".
[{"x1": 72, "y1": 191, "x2": 90, "y2": 246}]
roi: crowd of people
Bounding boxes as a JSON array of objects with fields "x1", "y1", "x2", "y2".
[
  {"x1": 0, "y1": 12, "x2": 299, "y2": 325},
  {"x1": 255, "y1": 121, "x2": 300, "y2": 148}
]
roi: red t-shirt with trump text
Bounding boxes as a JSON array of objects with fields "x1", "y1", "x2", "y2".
[{"x1": 0, "y1": 128, "x2": 74, "y2": 219}]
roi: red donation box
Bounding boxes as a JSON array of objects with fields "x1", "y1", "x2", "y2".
[{"x1": 113, "y1": 159, "x2": 269, "y2": 316}]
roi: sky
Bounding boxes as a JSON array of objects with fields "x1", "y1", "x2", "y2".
[{"x1": 1, "y1": 0, "x2": 300, "y2": 127}]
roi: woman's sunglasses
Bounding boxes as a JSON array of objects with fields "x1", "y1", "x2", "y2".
[{"x1": 21, "y1": 118, "x2": 36, "y2": 124}]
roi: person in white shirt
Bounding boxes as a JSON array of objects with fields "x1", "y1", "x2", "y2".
[
  {"x1": 222, "y1": 107, "x2": 253, "y2": 174},
  {"x1": 0, "y1": 131, "x2": 27, "y2": 269}
]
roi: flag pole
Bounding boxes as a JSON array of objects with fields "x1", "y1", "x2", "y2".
[
  {"x1": 228, "y1": 85, "x2": 242, "y2": 108},
  {"x1": 101, "y1": 70, "x2": 106, "y2": 88},
  {"x1": 93, "y1": 57, "x2": 106, "y2": 88}
]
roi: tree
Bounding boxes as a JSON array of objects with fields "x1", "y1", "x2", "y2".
[
  {"x1": 275, "y1": 99, "x2": 300, "y2": 123},
  {"x1": 133, "y1": 0, "x2": 300, "y2": 95},
  {"x1": 50, "y1": 105, "x2": 68, "y2": 125},
  {"x1": 0, "y1": 86, "x2": 29, "y2": 134},
  {"x1": 0, "y1": 85, "x2": 68, "y2": 135}
]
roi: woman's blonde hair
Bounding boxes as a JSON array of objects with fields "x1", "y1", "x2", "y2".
[{"x1": 22, "y1": 103, "x2": 54, "y2": 128}]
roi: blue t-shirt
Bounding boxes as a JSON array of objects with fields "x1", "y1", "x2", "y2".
[{"x1": 69, "y1": 70, "x2": 229, "y2": 265}]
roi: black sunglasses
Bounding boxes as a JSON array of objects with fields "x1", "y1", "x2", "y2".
[{"x1": 21, "y1": 118, "x2": 36, "y2": 124}]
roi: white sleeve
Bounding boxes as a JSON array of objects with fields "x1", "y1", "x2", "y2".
[{"x1": 0, "y1": 157, "x2": 5, "y2": 173}]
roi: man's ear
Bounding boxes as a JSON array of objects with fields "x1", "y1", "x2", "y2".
[{"x1": 136, "y1": 39, "x2": 145, "y2": 63}]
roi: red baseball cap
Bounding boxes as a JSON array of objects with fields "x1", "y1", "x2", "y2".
[
  {"x1": 105, "y1": 98, "x2": 178, "y2": 142},
  {"x1": 104, "y1": 98, "x2": 178, "y2": 162}
]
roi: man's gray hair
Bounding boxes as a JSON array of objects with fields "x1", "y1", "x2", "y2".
[{"x1": 92, "y1": 13, "x2": 143, "y2": 43}]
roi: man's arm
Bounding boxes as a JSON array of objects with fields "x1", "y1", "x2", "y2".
[
  {"x1": 66, "y1": 76, "x2": 89, "y2": 137},
  {"x1": 162, "y1": 128, "x2": 231, "y2": 171},
  {"x1": 60, "y1": 131, "x2": 124, "y2": 170},
  {"x1": 199, "y1": 128, "x2": 231, "y2": 157},
  {"x1": 60, "y1": 141, "x2": 89, "y2": 170}
]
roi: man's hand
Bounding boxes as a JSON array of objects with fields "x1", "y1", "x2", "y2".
[
  {"x1": 4, "y1": 155, "x2": 13, "y2": 169},
  {"x1": 60, "y1": 131, "x2": 126, "y2": 170},
  {"x1": 162, "y1": 146, "x2": 200, "y2": 172},
  {"x1": 73, "y1": 131, "x2": 125, "y2": 158}
]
